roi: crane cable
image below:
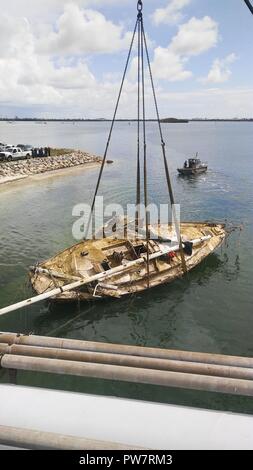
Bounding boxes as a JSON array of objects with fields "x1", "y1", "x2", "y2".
[
  {"x1": 139, "y1": 3, "x2": 151, "y2": 286},
  {"x1": 244, "y1": 0, "x2": 253, "y2": 15},
  {"x1": 84, "y1": 18, "x2": 138, "y2": 239},
  {"x1": 135, "y1": 15, "x2": 141, "y2": 233},
  {"x1": 86, "y1": 0, "x2": 187, "y2": 279},
  {"x1": 141, "y1": 21, "x2": 188, "y2": 274}
]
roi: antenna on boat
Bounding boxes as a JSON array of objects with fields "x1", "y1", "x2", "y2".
[{"x1": 86, "y1": 0, "x2": 187, "y2": 280}]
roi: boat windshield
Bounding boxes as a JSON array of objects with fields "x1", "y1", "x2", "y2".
[{"x1": 189, "y1": 159, "x2": 201, "y2": 167}]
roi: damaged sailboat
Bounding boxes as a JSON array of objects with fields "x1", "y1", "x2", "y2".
[
  {"x1": 0, "y1": 1, "x2": 227, "y2": 316},
  {"x1": 29, "y1": 222, "x2": 226, "y2": 301}
]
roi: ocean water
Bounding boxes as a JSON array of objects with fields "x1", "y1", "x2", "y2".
[{"x1": 0, "y1": 120, "x2": 252, "y2": 413}]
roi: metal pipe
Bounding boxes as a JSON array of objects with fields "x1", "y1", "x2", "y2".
[
  {"x1": 1, "y1": 343, "x2": 253, "y2": 381},
  {"x1": 1, "y1": 333, "x2": 253, "y2": 369},
  {"x1": 0, "y1": 425, "x2": 138, "y2": 450},
  {"x1": 2, "y1": 355, "x2": 253, "y2": 397}
]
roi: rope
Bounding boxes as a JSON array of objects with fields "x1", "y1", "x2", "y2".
[
  {"x1": 140, "y1": 14, "x2": 150, "y2": 287},
  {"x1": 244, "y1": 0, "x2": 253, "y2": 15},
  {"x1": 84, "y1": 18, "x2": 138, "y2": 239},
  {"x1": 141, "y1": 23, "x2": 188, "y2": 274},
  {"x1": 46, "y1": 304, "x2": 95, "y2": 337},
  {"x1": 135, "y1": 18, "x2": 141, "y2": 234}
]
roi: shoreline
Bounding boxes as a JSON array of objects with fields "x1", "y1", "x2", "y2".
[
  {"x1": 0, "y1": 151, "x2": 102, "y2": 187},
  {"x1": 0, "y1": 163, "x2": 101, "y2": 189}
]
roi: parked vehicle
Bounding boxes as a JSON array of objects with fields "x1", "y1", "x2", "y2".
[
  {"x1": 0, "y1": 152, "x2": 14, "y2": 162},
  {"x1": 0, "y1": 147, "x2": 32, "y2": 161},
  {"x1": 17, "y1": 144, "x2": 34, "y2": 151},
  {"x1": 1, "y1": 144, "x2": 15, "y2": 151},
  {"x1": 5, "y1": 146, "x2": 17, "y2": 151}
]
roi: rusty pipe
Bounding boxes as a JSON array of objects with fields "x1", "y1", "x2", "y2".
[
  {"x1": 1, "y1": 332, "x2": 253, "y2": 369},
  {"x1": 0, "y1": 425, "x2": 138, "y2": 450},
  {"x1": 2, "y1": 354, "x2": 253, "y2": 397},
  {"x1": 1, "y1": 343, "x2": 253, "y2": 381}
]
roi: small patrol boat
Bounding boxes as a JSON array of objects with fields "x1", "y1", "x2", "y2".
[{"x1": 178, "y1": 154, "x2": 208, "y2": 176}]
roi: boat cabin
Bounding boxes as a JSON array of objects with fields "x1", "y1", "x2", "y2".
[{"x1": 185, "y1": 158, "x2": 202, "y2": 169}]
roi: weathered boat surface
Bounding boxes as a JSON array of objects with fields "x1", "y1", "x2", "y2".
[{"x1": 30, "y1": 222, "x2": 226, "y2": 302}]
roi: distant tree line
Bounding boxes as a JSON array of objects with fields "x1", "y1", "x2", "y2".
[{"x1": 0, "y1": 117, "x2": 252, "y2": 122}]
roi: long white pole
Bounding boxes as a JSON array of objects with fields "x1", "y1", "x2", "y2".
[{"x1": 0, "y1": 236, "x2": 210, "y2": 317}]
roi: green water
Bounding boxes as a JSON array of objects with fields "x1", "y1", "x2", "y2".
[{"x1": 0, "y1": 121, "x2": 252, "y2": 412}]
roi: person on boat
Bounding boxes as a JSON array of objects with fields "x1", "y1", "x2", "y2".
[{"x1": 184, "y1": 160, "x2": 188, "y2": 168}]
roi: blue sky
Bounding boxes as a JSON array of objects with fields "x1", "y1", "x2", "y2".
[{"x1": 0, "y1": 0, "x2": 252, "y2": 118}]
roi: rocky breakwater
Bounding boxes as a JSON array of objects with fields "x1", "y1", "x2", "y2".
[{"x1": 0, "y1": 151, "x2": 102, "y2": 184}]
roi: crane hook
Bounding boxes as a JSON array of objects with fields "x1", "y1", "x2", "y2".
[{"x1": 137, "y1": 0, "x2": 143, "y2": 12}]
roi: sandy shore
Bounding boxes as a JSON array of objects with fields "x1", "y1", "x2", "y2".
[
  {"x1": 0, "y1": 162, "x2": 101, "y2": 189},
  {"x1": 0, "y1": 151, "x2": 102, "y2": 187}
]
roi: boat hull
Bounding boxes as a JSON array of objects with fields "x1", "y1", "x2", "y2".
[
  {"x1": 30, "y1": 223, "x2": 226, "y2": 302},
  {"x1": 177, "y1": 167, "x2": 208, "y2": 175}
]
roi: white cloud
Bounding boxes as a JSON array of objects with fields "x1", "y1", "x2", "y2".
[
  {"x1": 36, "y1": 4, "x2": 132, "y2": 55},
  {"x1": 128, "y1": 57, "x2": 139, "y2": 82},
  {"x1": 152, "y1": 0, "x2": 191, "y2": 26},
  {"x1": 48, "y1": 62, "x2": 96, "y2": 90},
  {"x1": 151, "y1": 47, "x2": 192, "y2": 81},
  {"x1": 0, "y1": 10, "x2": 138, "y2": 116},
  {"x1": 0, "y1": 3, "x2": 249, "y2": 119},
  {"x1": 0, "y1": 4, "x2": 135, "y2": 113},
  {"x1": 0, "y1": 11, "x2": 96, "y2": 108},
  {"x1": 151, "y1": 16, "x2": 219, "y2": 82},
  {"x1": 170, "y1": 16, "x2": 218, "y2": 56},
  {"x1": 0, "y1": 15, "x2": 34, "y2": 59},
  {"x1": 157, "y1": 87, "x2": 253, "y2": 118},
  {"x1": 200, "y1": 53, "x2": 238, "y2": 84},
  {"x1": 0, "y1": 0, "x2": 130, "y2": 20}
]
